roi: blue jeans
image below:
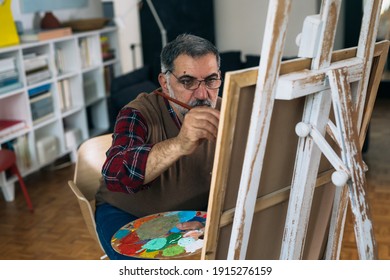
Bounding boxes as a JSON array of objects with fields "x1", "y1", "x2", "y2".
[{"x1": 95, "y1": 203, "x2": 140, "y2": 260}]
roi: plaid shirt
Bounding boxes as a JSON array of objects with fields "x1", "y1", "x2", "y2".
[{"x1": 101, "y1": 98, "x2": 181, "y2": 194}]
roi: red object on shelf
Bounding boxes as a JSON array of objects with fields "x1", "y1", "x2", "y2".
[
  {"x1": 0, "y1": 149, "x2": 33, "y2": 212},
  {"x1": 0, "y1": 119, "x2": 25, "y2": 138},
  {"x1": 40, "y1": 11, "x2": 61, "y2": 30}
]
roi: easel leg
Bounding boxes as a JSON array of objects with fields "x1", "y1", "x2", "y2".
[
  {"x1": 325, "y1": 185, "x2": 349, "y2": 259},
  {"x1": 327, "y1": 68, "x2": 377, "y2": 259},
  {"x1": 280, "y1": 90, "x2": 332, "y2": 259}
]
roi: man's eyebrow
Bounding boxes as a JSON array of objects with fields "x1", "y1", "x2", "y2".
[
  {"x1": 179, "y1": 73, "x2": 219, "y2": 79},
  {"x1": 205, "y1": 73, "x2": 220, "y2": 79},
  {"x1": 177, "y1": 74, "x2": 195, "y2": 79}
]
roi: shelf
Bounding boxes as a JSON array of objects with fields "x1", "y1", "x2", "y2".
[{"x1": 0, "y1": 27, "x2": 121, "y2": 190}]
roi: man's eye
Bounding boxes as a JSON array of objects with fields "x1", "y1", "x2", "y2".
[
  {"x1": 180, "y1": 79, "x2": 195, "y2": 86},
  {"x1": 206, "y1": 78, "x2": 218, "y2": 85}
]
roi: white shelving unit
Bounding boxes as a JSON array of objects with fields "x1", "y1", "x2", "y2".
[{"x1": 0, "y1": 27, "x2": 121, "y2": 201}]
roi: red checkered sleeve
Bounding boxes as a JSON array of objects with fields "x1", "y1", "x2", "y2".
[{"x1": 101, "y1": 107, "x2": 154, "y2": 193}]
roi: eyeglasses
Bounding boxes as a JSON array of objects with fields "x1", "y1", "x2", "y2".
[{"x1": 165, "y1": 70, "x2": 222, "y2": 90}]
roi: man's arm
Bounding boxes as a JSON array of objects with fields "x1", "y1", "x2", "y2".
[
  {"x1": 102, "y1": 107, "x2": 153, "y2": 193},
  {"x1": 144, "y1": 106, "x2": 220, "y2": 184}
]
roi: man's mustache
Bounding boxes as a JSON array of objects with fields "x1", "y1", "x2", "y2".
[{"x1": 189, "y1": 99, "x2": 212, "y2": 107}]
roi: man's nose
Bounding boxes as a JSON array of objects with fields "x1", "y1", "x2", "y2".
[{"x1": 193, "y1": 82, "x2": 208, "y2": 100}]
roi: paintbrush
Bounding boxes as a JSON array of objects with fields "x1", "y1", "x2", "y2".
[{"x1": 154, "y1": 90, "x2": 193, "y2": 110}]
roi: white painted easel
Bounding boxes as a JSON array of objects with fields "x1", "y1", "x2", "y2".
[{"x1": 223, "y1": 0, "x2": 383, "y2": 260}]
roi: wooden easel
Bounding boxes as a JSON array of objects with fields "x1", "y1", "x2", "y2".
[{"x1": 202, "y1": 0, "x2": 389, "y2": 260}]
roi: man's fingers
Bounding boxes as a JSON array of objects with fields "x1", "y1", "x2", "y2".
[
  {"x1": 176, "y1": 107, "x2": 220, "y2": 154},
  {"x1": 184, "y1": 108, "x2": 220, "y2": 139}
]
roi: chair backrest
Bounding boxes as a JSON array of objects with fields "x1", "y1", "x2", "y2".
[
  {"x1": 67, "y1": 133, "x2": 113, "y2": 255},
  {"x1": 74, "y1": 134, "x2": 113, "y2": 200}
]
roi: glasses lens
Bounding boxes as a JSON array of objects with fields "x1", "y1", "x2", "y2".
[
  {"x1": 182, "y1": 78, "x2": 198, "y2": 90},
  {"x1": 168, "y1": 71, "x2": 222, "y2": 90},
  {"x1": 205, "y1": 78, "x2": 222, "y2": 89}
]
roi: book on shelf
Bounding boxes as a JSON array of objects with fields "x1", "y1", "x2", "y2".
[
  {"x1": 2, "y1": 134, "x2": 31, "y2": 170},
  {"x1": 23, "y1": 53, "x2": 49, "y2": 73},
  {"x1": 0, "y1": 56, "x2": 16, "y2": 73},
  {"x1": 57, "y1": 81, "x2": 65, "y2": 110},
  {"x1": 32, "y1": 112, "x2": 54, "y2": 125},
  {"x1": 31, "y1": 105, "x2": 54, "y2": 122},
  {"x1": 57, "y1": 79, "x2": 72, "y2": 111},
  {"x1": 0, "y1": 56, "x2": 20, "y2": 92},
  {"x1": 83, "y1": 78, "x2": 97, "y2": 103},
  {"x1": 101, "y1": 36, "x2": 115, "y2": 62},
  {"x1": 26, "y1": 68, "x2": 51, "y2": 85},
  {"x1": 23, "y1": 53, "x2": 51, "y2": 85},
  {"x1": 30, "y1": 91, "x2": 54, "y2": 123},
  {"x1": 0, "y1": 69, "x2": 18, "y2": 80},
  {"x1": 28, "y1": 83, "x2": 51, "y2": 98},
  {"x1": 79, "y1": 37, "x2": 92, "y2": 68},
  {"x1": 30, "y1": 90, "x2": 52, "y2": 104},
  {"x1": 0, "y1": 70, "x2": 18, "y2": 87},
  {"x1": 20, "y1": 27, "x2": 72, "y2": 43},
  {"x1": 55, "y1": 47, "x2": 65, "y2": 74},
  {"x1": 0, "y1": 81, "x2": 23, "y2": 95},
  {"x1": 0, "y1": 119, "x2": 26, "y2": 138},
  {"x1": 13, "y1": 134, "x2": 32, "y2": 170},
  {"x1": 104, "y1": 65, "x2": 114, "y2": 95}
]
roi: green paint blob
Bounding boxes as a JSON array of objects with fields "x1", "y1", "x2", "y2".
[
  {"x1": 142, "y1": 237, "x2": 167, "y2": 251},
  {"x1": 178, "y1": 237, "x2": 195, "y2": 247},
  {"x1": 162, "y1": 245, "x2": 185, "y2": 257},
  {"x1": 137, "y1": 215, "x2": 179, "y2": 240},
  {"x1": 166, "y1": 233, "x2": 182, "y2": 244}
]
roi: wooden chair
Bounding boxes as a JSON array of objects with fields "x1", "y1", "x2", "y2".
[
  {"x1": 0, "y1": 149, "x2": 33, "y2": 212},
  {"x1": 67, "y1": 133, "x2": 112, "y2": 259}
]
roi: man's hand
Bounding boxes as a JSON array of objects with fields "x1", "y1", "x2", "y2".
[
  {"x1": 144, "y1": 106, "x2": 219, "y2": 184},
  {"x1": 176, "y1": 107, "x2": 220, "y2": 155}
]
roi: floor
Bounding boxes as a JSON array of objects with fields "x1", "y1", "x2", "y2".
[{"x1": 0, "y1": 98, "x2": 389, "y2": 260}]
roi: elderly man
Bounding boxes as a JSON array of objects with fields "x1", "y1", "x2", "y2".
[{"x1": 95, "y1": 34, "x2": 222, "y2": 259}]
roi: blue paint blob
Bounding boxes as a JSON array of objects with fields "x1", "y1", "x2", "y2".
[
  {"x1": 178, "y1": 211, "x2": 196, "y2": 223},
  {"x1": 169, "y1": 226, "x2": 181, "y2": 233},
  {"x1": 114, "y1": 229, "x2": 130, "y2": 239}
]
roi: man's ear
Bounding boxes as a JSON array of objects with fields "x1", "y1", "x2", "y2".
[{"x1": 158, "y1": 73, "x2": 169, "y2": 93}]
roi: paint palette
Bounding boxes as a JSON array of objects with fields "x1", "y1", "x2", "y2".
[{"x1": 111, "y1": 210, "x2": 206, "y2": 259}]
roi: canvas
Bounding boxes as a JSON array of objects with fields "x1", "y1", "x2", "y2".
[{"x1": 202, "y1": 41, "x2": 388, "y2": 260}]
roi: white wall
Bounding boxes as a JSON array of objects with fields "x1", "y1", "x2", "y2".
[
  {"x1": 214, "y1": 0, "x2": 345, "y2": 59},
  {"x1": 111, "y1": 0, "x2": 143, "y2": 73},
  {"x1": 11, "y1": 0, "x2": 103, "y2": 31},
  {"x1": 214, "y1": 0, "x2": 317, "y2": 58}
]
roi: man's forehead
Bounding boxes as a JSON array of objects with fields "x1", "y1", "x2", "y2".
[{"x1": 173, "y1": 54, "x2": 219, "y2": 75}]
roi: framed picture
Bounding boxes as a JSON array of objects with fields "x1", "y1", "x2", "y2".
[{"x1": 19, "y1": 0, "x2": 87, "y2": 13}]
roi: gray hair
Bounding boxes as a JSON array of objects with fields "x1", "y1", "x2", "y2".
[{"x1": 160, "y1": 34, "x2": 220, "y2": 73}]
